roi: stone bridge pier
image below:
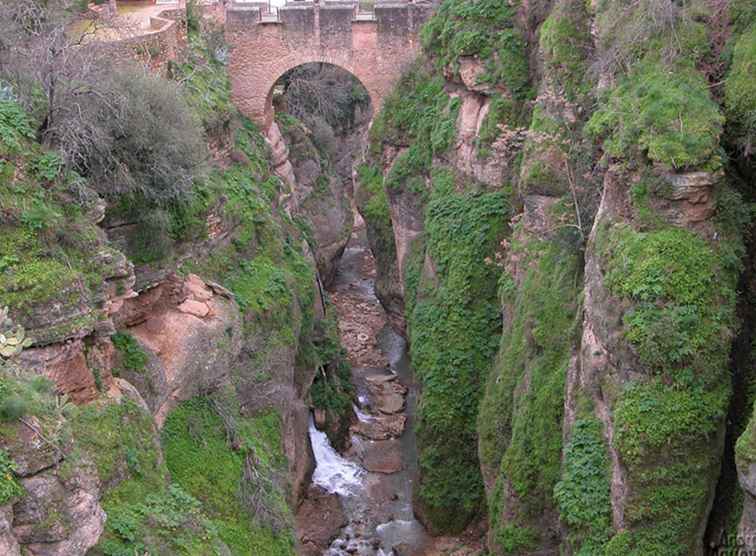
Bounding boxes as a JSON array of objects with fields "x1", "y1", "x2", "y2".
[{"x1": 224, "y1": 0, "x2": 436, "y2": 130}]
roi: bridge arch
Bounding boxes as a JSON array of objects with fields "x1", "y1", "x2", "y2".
[
  {"x1": 264, "y1": 59, "x2": 376, "y2": 130},
  {"x1": 224, "y1": 1, "x2": 436, "y2": 131}
]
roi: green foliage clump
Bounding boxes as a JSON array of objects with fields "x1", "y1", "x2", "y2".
[
  {"x1": 0, "y1": 101, "x2": 137, "y2": 343},
  {"x1": 65, "y1": 399, "x2": 164, "y2": 488},
  {"x1": 729, "y1": 0, "x2": 756, "y2": 37},
  {"x1": 30, "y1": 152, "x2": 64, "y2": 182},
  {"x1": 600, "y1": 225, "x2": 736, "y2": 377},
  {"x1": 478, "y1": 234, "x2": 582, "y2": 553},
  {"x1": 371, "y1": 63, "x2": 459, "y2": 194},
  {"x1": 587, "y1": 61, "x2": 724, "y2": 169},
  {"x1": 161, "y1": 397, "x2": 294, "y2": 556},
  {"x1": 309, "y1": 315, "x2": 354, "y2": 423},
  {"x1": 82, "y1": 399, "x2": 223, "y2": 555},
  {"x1": 614, "y1": 381, "x2": 728, "y2": 465},
  {"x1": 420, "y1": 0, "x2": 530, "y2": 96},
  {"x1": 610, "y1": 379, "x2": 729, "y2": 555},
  {"x1": 229, "y1": 256, "x2": 290, "y2": 313},
  {"x1": 357, "y1": 164, "x2": 390, "y2": 225},
  {"x1": 596, "y1": 210, "x2": 741, "y2": 553},
  {"x1": 539, "y1": 2, "x2": 592, "y2": 100},
  {"x1": 0, "y1": 100, "x2": 34, "y2": 155},
  {"x1": 517, "y1": 105, "x2": 573, "y2": 197},
  {"x1": 0, "y1": 374, "x2": 57, "y2": 423},
  {"x1": 111, "y1": 332, "x2": 149, "y2": 375},
  {"x1": 409, "y1": 170, "x2": 510, "y2": 533},
  {"x1": 724, "y1": 24, "x2": 756, "y2": 155},
  {"x1": 554, "y1": 419, "x2": 613, "y2": 555},
  {"x1": 98, "y1": 484, "x2": 222, "y2": 556},
  {"x1": 0, "y1": 448, "x2": 23, "y2": 504},
  {"x1": 173, "y1": 33, "x2": 234, "y2": 137},
  {"x1": 179, "y1": 117, "x2": 315, "y2": 336}
]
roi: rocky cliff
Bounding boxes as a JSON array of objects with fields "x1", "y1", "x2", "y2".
[
  {"x1": 0, "y1": 26, "x2": 353, "y2": 555},
  {"x1": 357, "y1": 0, "x2": 756, "y2": 553}
]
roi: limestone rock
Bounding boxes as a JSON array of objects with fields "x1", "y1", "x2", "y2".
[
  {"x1": 650, "y1": 170, "x2": 720, "y2": 227},
  {"x1": 351, "y1": 413, "x2": 406, "y2": 441},
  {"x1": 18, "y1": 340, "x2": 105, "y2": 405},
  {"x1": 296, "y1": 485, "x2": 347, "y2": 555},
  {"x1": 112, "y1": 273, "x2": 243, "y2": 427},
  {"x1": 0, "y1": 419, "x2": 62, "y2": 478},
  {"x1": 12, "y1": 466, "x2": 105, "y2": 555},
  {"x1": 0, "y1": 505, "x2": 20, "y2": 556},
  {"x1": 458, "y1": 57, "x2": 492, "y2": 93},
  {"x1": 354, "y1": 438, "x2": 403, "y2": 474}
]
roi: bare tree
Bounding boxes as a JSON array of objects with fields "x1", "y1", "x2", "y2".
[
  {"x1": 277, "y1": 63, "x2": 370, "y2": 133},
  {"x1": 0, "y1": 0, "x2": 206, "y2": 204}
]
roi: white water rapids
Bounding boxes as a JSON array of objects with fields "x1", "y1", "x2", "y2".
[{"x1": 309, "y1": 415, "x2": 364, "y2": 496}]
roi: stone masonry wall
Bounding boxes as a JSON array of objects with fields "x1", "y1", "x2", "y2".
[{"x1": 225, "y1": 1, "x2": 435, "y2": 129}]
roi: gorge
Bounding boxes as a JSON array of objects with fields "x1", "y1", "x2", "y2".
[{"x1": 0, "y1": 0, "x2": 756, "y2": 555}]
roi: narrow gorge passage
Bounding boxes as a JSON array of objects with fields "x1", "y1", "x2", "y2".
[{"x1": 310, "y1": 222, "x2": 428, "y2": 556}]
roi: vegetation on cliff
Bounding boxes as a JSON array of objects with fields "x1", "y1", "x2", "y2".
[
  {"x1": 0, "y1": 9, "x2": 335, "y2": 554},
  {"x1": 359, "y1": 0, "x2": 756, "y2": 553},
  {"x1": 479, "y1": 230, "x2": 583, "y2": 553}
]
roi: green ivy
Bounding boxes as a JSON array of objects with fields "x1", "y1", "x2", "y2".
[
  {"x1": 600, "y1": 224, "x2": 736, "y2": 379},
  {"x1": 479, "y1": 233, "x2": 582, "y2": 553},
  {"x1": 420, "y1": 0, "x2": 530, "y2": 96},
  {"x1": 539, "y1": 2, "x2": 592, "y2": 100},
  {"x1": 724, "y1": 24, "x2": 756, "y2": 154},
  {"x1": 111, "y1": 332, "x2": 149, "y2": 374},
  {"x1": 554, "y1": 419, "x2": 613, "y2": 555},
  {"x1": 410, "y1": 171, "x2": 510, "y2": 532},
  {"x1": 611, "y1": 379, "x2": 729, "y2": 555}
]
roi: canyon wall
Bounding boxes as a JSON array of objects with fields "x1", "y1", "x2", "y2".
[
  {"x1": 0, "y1": 28, "x2": 354, "y2": 554},
  {"x1": 357, "y1": 0, "x2": 756, "y2": 553}
]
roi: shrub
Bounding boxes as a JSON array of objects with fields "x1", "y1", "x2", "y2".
[
  {"x1": 111, "y1": 332, "x2": 148, "y2": 374},
  {"x1": 30, "y1": 152, "x2": 63, "y2": 182},
  {"x1": 587, "y1": 61, "x2": 724, "y2": 169},
  {"x1": 85, "y1": 69, "x2": 207, "y2": 205},
  {"x1": 0, "y1": 100, "x2": 34, "y2": 154},
  {"x1": 724, "y1": 24, "x2": 756, "y2": 155},
  {"x1": 0, "y1": 395, "x2": 28, "y2": 422},
  {"x1": 0, "y1": 448, "x2": 23, "y2": 504}
]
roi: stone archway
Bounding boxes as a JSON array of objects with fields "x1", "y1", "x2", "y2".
[{"x1": 224, "y1": 1, "x2": 436, "y2": 131}]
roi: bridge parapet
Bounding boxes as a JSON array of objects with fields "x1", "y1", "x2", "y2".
[{"x1": 225, "y1": 0, "x2": 431, "y2": 27}]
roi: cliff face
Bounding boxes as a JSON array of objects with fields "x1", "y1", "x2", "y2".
[
  {"x1": 358, "y1": 0, "x2": 756, "y2": 553},
  {"x1": 0, "y1": 29, "x2": 353, "y2": 555}
]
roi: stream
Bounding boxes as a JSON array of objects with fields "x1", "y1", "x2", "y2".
[{"x1": 308, "y1": 225, "x2": 429, "y2": 556}]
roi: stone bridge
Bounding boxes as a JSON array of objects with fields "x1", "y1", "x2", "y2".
[{"x1": 224, "y1": 0, "x2": 436, "y2": 130}]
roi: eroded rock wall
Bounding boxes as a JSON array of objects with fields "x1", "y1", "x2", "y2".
[{"x1": 358, "y1": 0, "x2": 756, "y2": 553}]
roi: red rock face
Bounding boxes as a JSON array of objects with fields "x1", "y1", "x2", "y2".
[
  {"x1": 18, "y1": 339, "x2": 114, "y2": 404},
  {"x1": 113, "y1": 273, "x2": 241, "y2": 427}
]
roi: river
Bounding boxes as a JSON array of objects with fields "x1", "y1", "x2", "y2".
[{"x1": 308, "y1": 224, "x2": 429, "y2": 555}]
